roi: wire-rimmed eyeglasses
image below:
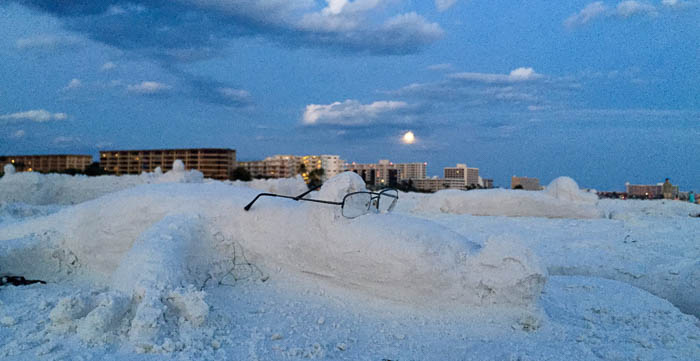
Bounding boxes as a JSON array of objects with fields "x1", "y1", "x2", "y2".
[{"x1": 243, "y1": 185, "x2": 398, "y2": 218}]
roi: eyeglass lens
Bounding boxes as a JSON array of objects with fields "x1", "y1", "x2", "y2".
[
  {"x1": 378, "y1": 189, "x2": 398, "y2": 213},
  {"x1": 342, "y1": 192, "x2": 373, "y2": 218}
]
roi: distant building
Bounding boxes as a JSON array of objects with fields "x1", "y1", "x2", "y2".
[
  {"x1": 511, "y1": 176, "x2": 542, "y2": 191},
  {"x1": 625, "y1": 182, "x2": 678, "y2": 199},
  {"x1": 240, "y1": 154, "x2": 344, "y2": 181},
  {"x1": 238, "y1": 160, "x2": 266, "y2": 178},
  {"x1": 0, "y1": 154, "x2": 93, "y2": 175},
  {"x1": 299, "y1": 155, "x2": 345, "y2": 181},
  {"x1": 395, "y1": 162, "x2": 427, "y2": 180},
  {"x1": 412, "y1": 178, "x2": 466, "y2": 192},
  {"x1": 410, "y1": 163, "x2": 491, "y2": 193},
  {"x1": 346, "y1": 159, "x2": 426, "y2": 187},
  {"x1": 444, "y1": 164, "x2": 480, "y2": 187},
  {"x1": 100, "y1": 148, "x2": 236, "y2": 180}
]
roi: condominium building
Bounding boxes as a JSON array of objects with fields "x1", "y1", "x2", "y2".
[
  {"x1": 346, "y1": 160, "x2": 396, "y2": 187},
  {"x1": 444, "y1": 164, "x2": 480, "y2": 187},
  {"x1": 395, "y1": 162, "x2": 427, "y2": 180},
  {"x1": 320, "y1": 155, "x2": 344, "y2": 179},
  {"x1": 412, "y1": 178, "x2": 466, "y2": 192},
  {"x1": 511, "y1": 176, "x2": 542, "y2": 191},
  {"x1": 100, "y1": 148, "x2": 236, "y2": 180},
  {"x1": 625, "y1": 182, "x2": 678, "y2": 199},
  {"x1": 299, "y1": 155, "x2": 345, "y2": 181},
  {"x1": 238, "y1": 160, "x2": 267, "y2": 178},
  {"x1": 0, "y1": 154, "x2": 93, "y2": 174},
  {"x1": 346, "y1": 159, "x2": 427, "y2": 187},
  {"x1": 240, "y1": 154, "x2": 344, "y2": 181}
]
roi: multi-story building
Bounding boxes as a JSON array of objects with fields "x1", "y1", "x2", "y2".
[
  {"x1": 1, "y1": 154, "x2": 93, "y2": 175},
  {"x1": 396, "y1": 162, "x2": 427, "y2": 180},
  {"x1": 625, "y1": 182, "x2": 678, "y2": 199},
  {"x1": 240, "y1": 154, "x2": 344, "y2": 181},
  {"x1": 346, "y1": 159, "x2": 427, "y2": 187},
  {"x1": 100, "y1": 148, "x2": 236, "y2": 180},
  {"x1": 320, "y1": 155, "x2": 345, "y2": 179},
  {"x1": 412, "y1": 178, "x2": 467, "y2": 192},
  {"x1": 263, "y1": 155, "x2": 300, "y2": 179},
  {"x1": 346, "y1": 160, "x2": 397, "y2": 187},
  {"x1": 511, "y1": 176, "x2": 542, "y2": 191},
  {"x1": 299, "y1": 155, "x2": 345, "y2": 181},
  {"x1": 444, "y1": 164, "x2": 480, "y2": 187},
  {"x1": 237, "y1": 160, "x2": 266, "y2": 178},
  {"x1": 482, "y1": 178, "x2": 494, "y2": 189}
]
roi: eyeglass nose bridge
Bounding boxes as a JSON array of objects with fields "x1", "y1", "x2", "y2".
[{"x1": 370, "y1": 195, "x2": 380, "y2": 212}]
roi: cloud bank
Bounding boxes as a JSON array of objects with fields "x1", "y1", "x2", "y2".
[
  {"x1": 564, "y1": 1, "x2": 693, "y2": 28},
  {"x1": 16, "y1": 0, "x2": 443, "y2": 57},
  {"x1": 0, "y1": 110, "x2": 68, "y2": 123},
  {"x1": 126, "y1": 81, "x2": 173, "y2": 95},
  {"x1": 449, "y1": 67, "x2": 544, "y2": 83},
  {"x1": 14, "y1": 1, "x2": 443, "y2": 109},
  {"x1": 302, "y1": 99, "x2": 420, "y2": 127}
]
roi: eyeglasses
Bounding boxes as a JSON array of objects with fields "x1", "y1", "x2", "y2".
[{"x1": 244, "y1": 185, "x2": 398, "y2": 219}]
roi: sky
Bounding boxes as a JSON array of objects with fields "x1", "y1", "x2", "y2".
[{"x1": 1, "y1": 0, "x2": 698, "y2": 190}]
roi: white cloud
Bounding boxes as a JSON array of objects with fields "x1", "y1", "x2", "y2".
[
  {"x1": 297, "y1": 6, "x2": 443, "y2": 54},
  {"x1": 565, "y1": 1, "x2": 666, "y2": 28},
  {"x1": 381, "y1": 12, "x2": 444, "y2": 40},
  {"x1": 435, "y1": 0, "x2": 458, "y2": 12},
  {"x1": 427, "y1": 63, "x2": 454, "y2": 71},
  {"x1": 15, "y1": 34, "x2": 82, "y2": 50},
  {"x1": 323, "y1": 0, "x2": 349, "y2": 15},
  {"x1": 302, "y1": 99, "x2": 413, "y2": 126},
  {"x1": 106, "y1": 4, "x2": 146, "y2": 15},
  {"x1": 101, "y1": 62, "x2": 117, "y2": 71},
  {"x1": 564, "y1": 2, "x2": 609, "y2": 28},
  {"x1": 450, "y1": 67, "x2": 543, "y2": 83},
  {"x1": 63, "y1": 78, "x2": 82, "y2": 91},
  {"x1": 11, "y1": 130, "x2": 26, "y2": 139},
  {"x1": 0, "y1": 110, "x2": 67, "y2": 123},
  {"x1": 509, "y1": 67, "x2": 540, "y2": 80},
  {"x1": 218, "y1": 88, "x2": 250, "y2": 100},
  {"x1": 616, "y1": 1, "x2": 658, "y2": 17},
  {"x1": 53, "y1": 136, "x2": 78, "y2": 145},
  {"x1": 214, "y1": 87, "x2": 253, "y2": 106},
  {"x1": 321, "y1": 0, "x2": 386, "y2": 15},
  {"x1": 127, "y1": 81, "x2": 173, "y2": 94},
  {"x1": 660, "y1": 0, "x2": 696, "y2": 7}
]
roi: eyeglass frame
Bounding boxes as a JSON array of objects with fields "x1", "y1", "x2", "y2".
[{"x1": 243, "y1": 185, "x2": 398, "y2": 219}]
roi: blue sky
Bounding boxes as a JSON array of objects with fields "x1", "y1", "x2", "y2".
[{"x1": 1, "y1": 0, "x2": 698, "y2": 190}]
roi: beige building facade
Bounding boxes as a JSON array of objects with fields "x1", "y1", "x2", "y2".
[
  {"x1": 1, "y1": 154, "x2": 93, "y2": 174},
  {"x1": 240, "y1": 154, "x2": 344, "y2": 181},
  {"x1": 100, "y1": 148, "x2": 236, "y2": 180},
  {"x1": 625, "y1": 182, "x2": 678, "y2": 199},
  {"x1": 444, "y1": 164, "x2": 480, "y2": 187},
  {"x1": 511, "y1": 176, "x2": 542, "y2": 190}
]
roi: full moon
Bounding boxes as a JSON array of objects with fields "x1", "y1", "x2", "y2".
[{"x1": 402, "y1": 131, "x2": 416, "y2": 144}]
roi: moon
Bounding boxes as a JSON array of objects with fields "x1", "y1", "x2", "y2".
[{"x1": 402, "y1": 131, "x2": 416, "y2": 144}]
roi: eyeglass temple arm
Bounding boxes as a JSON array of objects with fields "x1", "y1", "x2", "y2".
[
  {"x1": 244, "y1": 191, "x2": 342, "y2": 211},
  {"x1": 294, "y1": 183, "x2": 323, "y2": 200},
  {"x1": 244, "y1": 193, "x2": 294, "y2": 211}
]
